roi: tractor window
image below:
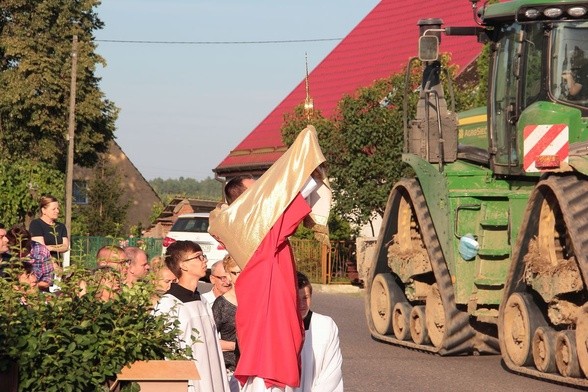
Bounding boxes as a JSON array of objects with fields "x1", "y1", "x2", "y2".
[
  {"x1": 551, "y1": 22, "x2": 588, "y2": 109},
  {"x1": 491, "y1": 23, "x2": 520, "y2": 167},
  {"x1": 522, "y1": 24, "x2": 543, "y2": 108}
]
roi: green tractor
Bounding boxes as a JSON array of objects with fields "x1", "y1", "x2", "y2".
[{"x1": 364, "y1": 0, "x2": 588, "y2": 387}]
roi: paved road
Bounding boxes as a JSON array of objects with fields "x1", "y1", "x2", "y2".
[
  {"x1": 311, "y1": 289, "x2": 581, "y2": 392},
  {"x1": 200, "y1": 282, "x2": 581, "y2": 391}
]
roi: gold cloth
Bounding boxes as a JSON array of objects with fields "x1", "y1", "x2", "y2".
[{"x1": 209, "y1": 126, "x2": 331, "y2": 270}]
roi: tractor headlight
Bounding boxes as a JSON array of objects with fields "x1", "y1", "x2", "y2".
[
  {"x1": 568, "y1": 6, "x2": 588, "y2": 17},
  {"x1": 524, "y1": 8, "x2": 541, "y2": 19},
  {"x1": 544, "y1": 7, "x2": 563, "y2": 18}
]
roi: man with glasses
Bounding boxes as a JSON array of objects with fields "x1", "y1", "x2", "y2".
[
  {"x1": 155, "y1": 240, "x2": 229, "y2": 392},
  {"x1": 202, "y1": 259, "x2": 231, "y2": 315}
]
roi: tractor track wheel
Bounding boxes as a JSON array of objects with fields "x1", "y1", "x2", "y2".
[
  {"x1": 556, "y1": 330, "x2": 582, "y2": 378},
  {"x1": 426, "y1": 283, "x2": 446, "y2": 348},
  {"x1": 532, "y1": 326, "x2": 557, "y2": 373},
  {"x1": 577, "y1": 310, "x2": 588, "y2": 379},
  {"x1": 370, "y1": 273, "x2": 401, "y2": 335},
  {"x1": 503, "y1": 292, "x2": 546, "y2": 366},
  {"x1": 410, "y1": 305, "x2": 430, "y2": 345},
  {"x1": 392, "y1": 302, "x2": 412, "y2": 341}
]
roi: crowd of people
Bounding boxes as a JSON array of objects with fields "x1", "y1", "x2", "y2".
[
  {"x1": 1, "y1": 127, "x2": 344, "y2": 391},
  {"x1": 0, "y1": 194, "x2": 69, "y2": 295}
]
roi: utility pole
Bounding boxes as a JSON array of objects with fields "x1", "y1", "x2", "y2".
[{"x1": 64, "y1": 34, "x2": 78, "y2": 267}]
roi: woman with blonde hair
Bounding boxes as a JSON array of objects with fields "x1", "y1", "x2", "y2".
[
  {"x1": 212, "y1": 254, "x2": 241, "y2": 391},
  {"x1": 150, "y1": 256, "x2": 177, "y2": 297}
]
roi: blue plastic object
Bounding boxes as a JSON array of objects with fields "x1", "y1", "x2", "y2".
[{"x1": 459, "y1": 234, "x2": 479, "y2": 261}]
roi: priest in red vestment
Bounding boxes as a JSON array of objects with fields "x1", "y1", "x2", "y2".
[{"x1": 209, "y1": 126, "x2": 331, "y2": 391}]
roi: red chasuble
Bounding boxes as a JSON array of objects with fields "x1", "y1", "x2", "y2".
[{"x1": 234, "y1": 194, "x2": 310, "y2": 388}]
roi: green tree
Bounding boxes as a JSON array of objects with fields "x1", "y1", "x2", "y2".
[
  {"x1": 282, "y1": 71, "x2": 418, "y2": 235},
  {"x1": 281, "y1": 105, "x2": 336, "y2": 149},
  {"x1": 328, "y1": 73, "x2": 415, "y2": 235},
  {"x1": 0, "y1": 0, "x2": 118, "y2": 169},
  {"x1": 282, "y1": 53, "x2": 480, "y2": 236},
  {"x1": 0, "y1": 159, "x2": 64, "y2": 227},
  {"x1": 149, "y1": 176, "x2": 223, "y2": 201},
  {"x1": 72, "y1": 158, "x2": 129, "y2": 236}
]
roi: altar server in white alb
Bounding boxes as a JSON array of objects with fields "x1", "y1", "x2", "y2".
[
  {"x1": 294, "y1": 271, "x2": 343, "y2": 392},
  {"x1": 156, "y1": 240, "x2": 230, "y2": 392}
]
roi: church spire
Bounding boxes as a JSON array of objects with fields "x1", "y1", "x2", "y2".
[{"x1": 303, "y1": 52, "x2": 314, "y2": 121}]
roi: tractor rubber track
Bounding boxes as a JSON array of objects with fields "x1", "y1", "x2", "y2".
[
  {"x1": 500, "y1": 174, "x2": 588, "y2": 389},
  {"x1": 369, "y1": 179, "x2": 478, "y2": 355}
]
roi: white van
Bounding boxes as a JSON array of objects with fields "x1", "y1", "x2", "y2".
[{"x1": 162, "y1": 212, "x2": 227, "y2": 272}]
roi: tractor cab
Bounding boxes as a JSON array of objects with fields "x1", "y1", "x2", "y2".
[
  {"x1": 487, "y1": 14, "x2": 588, "y2": 176},
  {"x1": 418, "y1": 4, "x2": 588, "y2": 176}
]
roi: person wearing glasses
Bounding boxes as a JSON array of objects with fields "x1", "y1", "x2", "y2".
[
  {"x1": 212, "y1": 254, "x2": 242, "y2": 391},
  {"x1": 202, "y1": 259, "x2": 231, "y2": 315},
  {"x1": 155, "y1": 240, "x2": 229, "y2": 392}
]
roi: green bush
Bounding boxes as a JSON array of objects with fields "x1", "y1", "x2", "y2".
[{"x1": 0, "y1": 262, "x2": 189, "y2": 392}]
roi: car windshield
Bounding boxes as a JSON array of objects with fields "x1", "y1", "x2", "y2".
[
  {"x1": 171, "y1": 217, "x2": 209, "y2": 233},
  {"x1": 551, "y1": 21, "x2": 588, "y2": 109}
]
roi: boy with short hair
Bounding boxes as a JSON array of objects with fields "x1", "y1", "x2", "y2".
[
  {"x1": 295, "y1": 271, "x2": 343, "y2": 392},
  {"x1": 156, "y1": 240, "x2": 229, "y2": 392}
]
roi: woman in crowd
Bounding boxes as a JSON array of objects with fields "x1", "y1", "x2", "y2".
[
  {"x1": 149, "y1": 255, "x2": 177, "y2": 306},
  {"x1": 29, "y1": 194, "x2": 69, "y2": 263},
  {"x1": 7, "y1": 225, "x2": 53, "y2": 292},
  {"x1": 212, "y1": 254, "x2": 241, "y2": 391}
]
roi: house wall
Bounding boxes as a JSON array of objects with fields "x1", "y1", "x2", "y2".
[
  {"x1": 73, "y1": 141, "x2": 161, "y2": 235},
  {"x1": 107, "y1": 142, "x2": 161, "y2": 233}
]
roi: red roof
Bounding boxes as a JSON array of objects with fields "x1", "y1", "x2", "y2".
[{"x1": 214, "y1": 0, "x2": 483, "y2": 173}]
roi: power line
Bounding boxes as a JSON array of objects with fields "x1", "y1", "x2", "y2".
[{"x1": 96, "y1": 38, "x2": 343, "y2": 45}]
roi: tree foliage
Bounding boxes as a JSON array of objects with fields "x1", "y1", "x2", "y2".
[
  {"x1": 0, "y1": 159, "x2": 64, "y2": 227},
  {"x1": 0, "y1": 262, "x2": 189, "y2": 391},
  {"x1": 327, "y1": 72, "x2": 415, "y2": 233},
  {"x1": 72, "y1": 158, "x2": 129, "y2": 237},
  {"x1": 149, "y1": 176, "x2": 223, "y2": 201},
  {"x1": 282, "y1": 53, "x2": 486, "y2": 236},
  {"x1": 0, "y1": 0, "x2": 118, "y2": 170},
  {"x1": 281, "y1": 106, "x2": 336, "y2": 150}
]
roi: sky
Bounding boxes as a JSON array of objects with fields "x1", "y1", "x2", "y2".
[{"x1": 94, "y1": 0, "x2": 380, "y2": 181}]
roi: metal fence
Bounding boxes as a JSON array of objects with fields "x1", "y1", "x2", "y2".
[
  {"x1": 70, "y1": 236, "x2": 357, "y2": 285},
  {"x1": 291, "y1": 238, "x2": 357, "y2": 285},
  {"x1": 329, "y1": 240, "x2": 358, "y2": 284}
]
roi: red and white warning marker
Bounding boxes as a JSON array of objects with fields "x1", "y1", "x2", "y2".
[{"x1": 523, "y1": 124, "x2": 568, "y2": 172}]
